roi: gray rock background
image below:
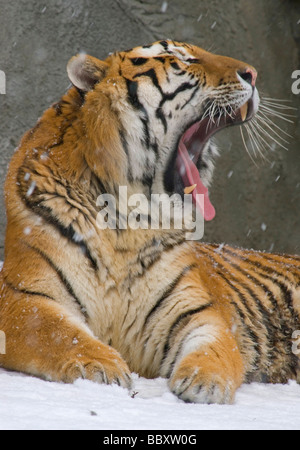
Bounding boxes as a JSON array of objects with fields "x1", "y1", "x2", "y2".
[{"x1": 0, "y1": 0, "x2": 299, "y2": 261}]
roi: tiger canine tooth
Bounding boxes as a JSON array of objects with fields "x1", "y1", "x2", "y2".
[
  {"x1": 240, "y1": 103, "x2": 248, "y2": 122},
  {"x1": 184, "y1": 184, "x2": 197, "y2": 194}
]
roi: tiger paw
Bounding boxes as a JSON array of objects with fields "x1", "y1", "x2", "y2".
[
  {"x1": 169, "y1": 369, "x2": 236, "y2": 404},
  {"x1": 168, "y1": 350, "x2": 243, "y2": 404},
  {"x1": 59, "y1": 348, "x2": 132, "y2": 389}
]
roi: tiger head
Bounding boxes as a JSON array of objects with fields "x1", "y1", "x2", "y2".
[{"x1": 67, "y1": 40, "x2": 259, "y2": 221}]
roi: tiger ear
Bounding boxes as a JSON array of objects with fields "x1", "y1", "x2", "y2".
[{"x1": 67, "y1": 54, "x2": 109, "y2": 91}]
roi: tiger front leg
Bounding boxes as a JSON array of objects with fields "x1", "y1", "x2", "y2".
[
  {"x1": 0, "y1": 288, "x2": 132, "y2": 388},
  {"x1": 162, "y1": 312, "x2": 245, "y2": 404}
]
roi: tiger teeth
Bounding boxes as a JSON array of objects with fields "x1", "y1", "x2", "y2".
[
  {"x1": 240, "y1": 102, "x2": 248, "y2": 122},
  {"x1": 184, "y1": 184, "x2": 197, "y2": 195}
]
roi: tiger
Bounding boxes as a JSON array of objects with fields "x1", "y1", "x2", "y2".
[{"x1": 0, "y1": 40, "x2": 299, "y2": 405}]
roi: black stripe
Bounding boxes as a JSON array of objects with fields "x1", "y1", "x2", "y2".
[
  {"x1": 133, "y1": 69, "x2": 164, "y2": 96},
  {"x1": 125, "y1": 78, "x2": 141, "y2": 109},
  {"x1": 223, "y1": 247, "x2": 299, "y2": 313},
  {"x1": 220, "y1": 252, "x2": 288, "y2": 317},
  {"x1": 27, "y1": 244, "x2": 88, "y2": 319},
  {"x1": 155, "y1": 81, "x2": 199, "y2": 131},
  {"x1": 207, "y1": 248, "x2": 281, "y2": 328},
  {"x1": 166, "y1": 312, "x2": 218, "y2": 378},
  {"x1": 154, "y1": 57, "x2": 166, "y2": 64},
  {"x1": 216, "y1": 268, "x2": 262, "y2": 323},
  {"x1": 53, "y1": 101, "x2": 63, "y2": 116},
  {"x1": 206, "y1": 246, "x2": 298, "y2": 378},
  {"x1": 22, "y1": 198, "x2": 98, "y2": 271},
  {"x1": 259, "y1": 252, "x2": 300, "y2": 266},
  {"x1": 216, "y1": 263, "x2": 297, "y2": 382},
  {"x1": 4, "y1": 280, "x2": 55, "y2": 301},
  {"x1": 224, "y1": 247, "x2": 298, "y2": 285},
  {"x1": 141, "y1": 116, "x2": 151, "y2": 147},
  {"x1": 161, "y1": 303, "x2": 213, "y2": 373},
  {"x1": 125, "y1": 78, "x2": 151, "y2": 147},
  {"x1": 142, "y1": 171, "x2": 154, "y2": 187},
  {"x1": 120, "y1": 130, "x2": 133, "y2": 182},
  {"x1": 76, "y1": 87, "x2": 86, "y2": 104},
  {"x1": 130, "y1": 57, "x2": 148, "y2": 66},
  {"x1": 272, "y1": 278, "x2": 297, "y2": 315},
  {"x1": 218, "y1": 267, "x2": 277, "y2": 362},
  {"x1": 134, "y1": 72, "x2": 198, "y2": 109},
  {"x1": 160, "y1": 40, "x2": 169, "y2": 51},
  {"x1": 156, "y1": 108, "x2": 168, "y2": 133},
  {"x1": 46, "y1": 123, "x2": 73, "y2": 152},
  {"x1": 89, "y1": 166, "x2": 109, "y2": 197},
  {"x1": 200, "y1": 247, "x2": 261, "y2": 323},
  {"x1": 170, "y1": 61, "x2": 181, "y2": 70},
  {"x1": 186, "y1": 58, "x2": 201, "y2": 64},
  {"x1": 228, "y1": 296, "x2": 261, "y2": 382},
  {"x1": 151, "y1": 139, "x2": 159, "y2": 156},
  {"x1": 181, "y1": 86, "x2": 200, "y2": 110},
  {"x1": 17, "y1": 159, "x2": 98, "y2": 272},
  {"x1": 159, "y1": 81, "x2": 198, "y2": 107},
  {"x1": 143, "y1": 264, "x2": 198, "y2": 330},
  {"x1": 138, "y1": 236, "x2": 185, "y2": 274},
  {"x1": 219, "y1": 267, "x2": 276, "y2": 338},
  {"x1": 17, "y1": 164, "x2": 98, "y2": 270},
  {"x1": 228, "y1": 294, "x2": 261, "y2": 354},
  {"x1": 131, "y1": 69, "x2": 197, "y2": 133},
  {"x1": 216, "y1": 270, "x2": 262, "y2": 360}
]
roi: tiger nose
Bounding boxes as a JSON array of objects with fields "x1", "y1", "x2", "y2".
[{"x1": 238, "y1": 68, "x2": 257, "y2": 87}]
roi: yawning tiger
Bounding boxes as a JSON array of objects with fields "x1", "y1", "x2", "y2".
[{"x1": 0, "y1": 40, "x2": 299, "y2": 404}]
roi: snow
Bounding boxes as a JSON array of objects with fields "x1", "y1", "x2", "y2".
[
  {"x1": 261, "y1": 222, "x2": 267, "y2": 232},
  {"x1": 161, "y1": 1, "x2": 168, "y2": 13},
  {"x1": 0, "y1": 369, "x2": 299, "y2": 430},
  {"x1": 0, "y1": 261, "x2": 299, "y2": 430}
]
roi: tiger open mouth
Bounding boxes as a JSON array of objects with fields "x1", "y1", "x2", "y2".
[{"x1": 166, "y1": 97, "x2": 255, "y2": 221}]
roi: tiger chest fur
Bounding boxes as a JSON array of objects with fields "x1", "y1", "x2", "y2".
[{"x1": 0, "y1": 40, "x2": 299, "y2": 405}]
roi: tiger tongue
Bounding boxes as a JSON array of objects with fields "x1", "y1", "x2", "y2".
[{"x1": 178, "y1": 140, "x2": 216, "y2": 221}]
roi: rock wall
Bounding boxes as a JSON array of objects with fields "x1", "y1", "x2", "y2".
[{"x1": 0, "y1": 0, "x2": 299, "y2": 260}]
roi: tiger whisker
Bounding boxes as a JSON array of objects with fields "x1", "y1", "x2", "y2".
[
  {"x1": 252, "y1": 119, "x2": 289, "y2": 152},
  {"x1": 240, "y1": 125, "x2": 259, "y2": 167},
  {"x1": 255, "y1": 112, "x2": 289, "y2": 150},
  {"x1": 260, "y1": 105, "x2": 297, "y2": 118},
  {"x1": 261, "y1": 96, "x2": 294, "y2": 104},
  {"x1": 256, "y1": 110, "x2": 293, "y2": 139},
  {"x1": 248, "y1": 118, "x2": 287, "y2": 156},
  {"x1": 259, "y1": 104, "x2": 295, "y2": 123},
  {"x1": 259, "y1": 102, "x2": 296, "y2": 115},
  {"x1": 260, "y1": 98, "x2": 297, "y2": 111},
  {"x1": 217, "y1": 107, "x2": 224, "y2": 126},
  {"x1": 255, "y1": 113, "x2": 290, "y2": 145},
  {"x1": 246, "y1": 121, "x2": 269, "y2": 161},
  {"x1": 244, "y1": 123, "x2": 259, "y2": 158}
]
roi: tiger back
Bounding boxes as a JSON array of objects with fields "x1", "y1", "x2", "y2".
[{"x1": 0, "y1": 40, "x2": 299, "y2": 404}]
